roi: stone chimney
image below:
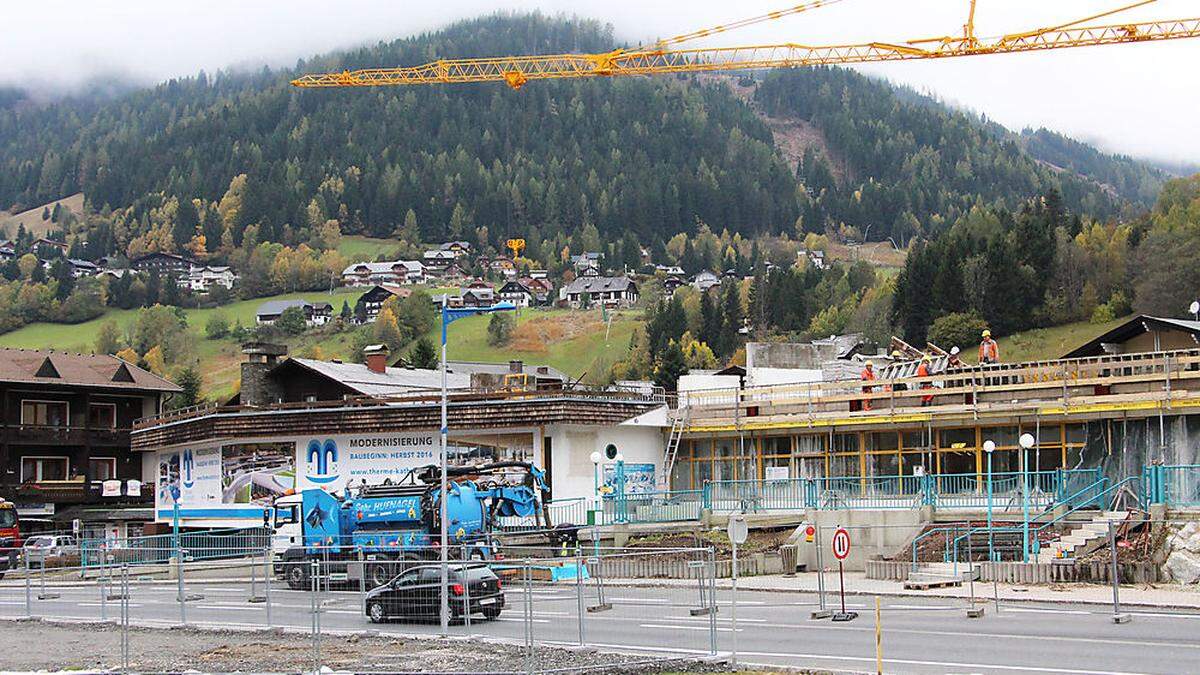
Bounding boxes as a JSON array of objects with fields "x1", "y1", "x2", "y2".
[
  {"x1": 241, "y1": 342, "x2": 287, "y2": 406},
  {"x1": 364, "y1": 344, "x2": 389, "y2": 374}
]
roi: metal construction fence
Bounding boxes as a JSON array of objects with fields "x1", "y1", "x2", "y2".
[
  {"x1": 0, "y1": 543, "x2": 723, "y2": 673},
  {"x1": 79, "y1": 527, "x2": 271, "y2": 569}
]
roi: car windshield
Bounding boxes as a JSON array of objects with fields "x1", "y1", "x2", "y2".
[
  {"x1": 0, "y1": 509, "x2": 15, "y2": 528},
  {"x1": 25, "y1": 536, "x2": 52, "y2": 547}
]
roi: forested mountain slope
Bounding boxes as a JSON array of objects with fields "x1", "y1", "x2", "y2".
[{"x1": 0, "y1": 13, "x2": 1171, "y2": 251}]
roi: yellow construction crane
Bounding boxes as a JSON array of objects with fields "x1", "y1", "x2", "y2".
[{"x1": 291, "y1": 0, "x2": 1200, "y2": 90}]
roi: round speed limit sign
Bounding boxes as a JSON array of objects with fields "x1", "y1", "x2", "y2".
[{"x1": 832, "y1": 527, "x2": 851, "y2": 560}]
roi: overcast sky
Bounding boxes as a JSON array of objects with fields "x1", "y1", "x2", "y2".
[{"x1": 3, "y1": 0, "x2": 1197, "y2": 163}]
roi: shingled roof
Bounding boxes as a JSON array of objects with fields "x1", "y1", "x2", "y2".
[{"x1": 0, "y1": 348, "x2": 181, "y2": 392}]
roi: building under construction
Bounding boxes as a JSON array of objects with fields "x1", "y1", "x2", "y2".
[{"x1": 668, "y1": 316, "x2": 1200, "y2": 494}]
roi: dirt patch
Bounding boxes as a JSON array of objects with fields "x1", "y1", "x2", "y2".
[
  {"x1": 510, "y1": 312, "x2": 605, "y2": 353},
  {"x1": 0, "y1": 192, "x2": 84, "y2": 238},
  {"x1": 626, "y1": 528, "x2": 794, "y2": 561},
  {"x1": 0, "y1": 620, "x2": 732, "y2": 673},
  {"x1": 826, "y1": 241, "x2": 907, "y2": 268},
  {"x1": 701, "y1": 74, "x2": 849, "y2": 185}
]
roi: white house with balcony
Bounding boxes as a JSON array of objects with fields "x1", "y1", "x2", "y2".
[
  {"x1": 341, "y1": 260, "x2": 425, "y2": 287},
  {"x1": 187, "y1": 265, "x2": 238, "y2": 292}
]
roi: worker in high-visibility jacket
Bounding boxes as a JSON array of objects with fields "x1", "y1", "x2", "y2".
[
  {"x1": 978, "y1": 329, "x2": 1000, "y2": 364},
  {"x1": 860, "y1": 361, "x2": 876, "y2": 411},
  {"x1": 917, "y1": 355, "x2": 934, "y2": 406}
]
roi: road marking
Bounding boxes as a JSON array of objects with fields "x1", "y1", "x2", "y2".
[
  {"x1": 640, "y1": 623, "x2": 742, "y2": 632},
  {"x1": 609, "y1": 597, "x2": 668, "y2": 603},
  {"x1": 667, "y1": 615, "x2": 766, "y2": 623},
  {"x1": 1006, "y1": 607, "x2": 1091, "y2": 615},
  {"x1": 78, "y1": 602, "x2": 142, "y2": 608},
  {"x1": 1131, "y1": 611, "x2": 1200, "y2": 619},
  {"x1": 494, "y1": 617, "x2": 549, "y2": 624}
]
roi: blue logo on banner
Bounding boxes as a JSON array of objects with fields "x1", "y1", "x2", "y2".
[
  {"x1": 182, "y1": 449, "x2": 195, "y2": 489},
  {"x1": 306, "y1": 439, "x2": 340, "y2": 484}
]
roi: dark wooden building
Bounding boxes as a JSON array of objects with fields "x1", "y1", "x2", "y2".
[
  {"x1": 0, "y1": 349, "x2": 180, "y2": 530},
  {"x1": 130, "y1": 251, "x2": 197, "y2": 278}
]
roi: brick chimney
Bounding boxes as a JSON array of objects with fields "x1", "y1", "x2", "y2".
[
  {"x1": 364, "y1": 344, "x2": 389, "y2": 374},
  {"x1": 241, "y1": 342, "x2": 287, "y2": 406}
]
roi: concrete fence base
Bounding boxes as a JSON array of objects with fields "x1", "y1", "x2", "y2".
[
  {"x1": 865, "y1": 558, "x2": 1163, "y2": 584},
  {"x1": 981, "y1": 560, "x2": 1163, "y2": 584},
  {"x1": 594, "y1": 552, "x2": 783, "y2": 579}
]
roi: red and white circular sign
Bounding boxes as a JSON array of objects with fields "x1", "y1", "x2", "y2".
[{"x1": 832, "y1": 527, "x2": 851, "y2": 560}]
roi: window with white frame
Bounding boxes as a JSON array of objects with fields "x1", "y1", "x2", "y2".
[
  {"x1": 20, "y1": 456, "x2": 69, "y2": 482},
  {"x1": 21, "y1": 400, "x2": 68, "y2": 427}
]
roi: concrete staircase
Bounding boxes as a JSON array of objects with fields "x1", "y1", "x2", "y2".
[
  {"x1": 903, "y1": 561, "x2": 979, "y2": 589},
  {"x1": 1035, "y1": 511, "x2": 1129, "y2": 563}
]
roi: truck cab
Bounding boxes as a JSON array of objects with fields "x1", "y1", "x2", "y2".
[
  {"x1": 0, "y1": 499, "x2": 19, "y2": 577},
  {"x1": 269, "y1": 493, "x2": 303, "y2": 561}
]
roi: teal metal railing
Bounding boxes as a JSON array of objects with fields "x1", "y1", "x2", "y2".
[
  {"x1": 1028, "y1": 475, "x2": 1137, "y2": 556},
  {"x1": 607, "y1": 490, "x2": 704, "y2": 524},
  {"x1": 701, "y1": 470, "x2": 1091, "y2": 515},
  {"x1": 1144, "y1": 464, "x2": 1200, "y2": 507},
  {"x1": 80, "y1": 526, "x2": 270, "y2": 568}
]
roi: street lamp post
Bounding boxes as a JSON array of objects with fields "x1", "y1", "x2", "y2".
[
  {"x1": 982, "y1": 440, "x2": 996, "y2": 562},
  {"x1": 1019, "y1": 433, "x2": 1035, "y2": 563},
  {"x1": 438, "y1": 298, "x2": 516, "y2": 636},
  {"x1": 614, "y1": 453, "x2": 626, "y2": 524}
]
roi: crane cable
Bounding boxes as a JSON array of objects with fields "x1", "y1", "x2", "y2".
[{"x1": 651, "y1": 0, "x2": 849, "y2": 50}]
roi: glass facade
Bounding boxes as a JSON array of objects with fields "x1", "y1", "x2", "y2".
[{"x1": 670, "y1": 420, "x2": 1097, "y2": 491}]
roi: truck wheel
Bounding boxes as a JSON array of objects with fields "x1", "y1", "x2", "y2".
[
  {"x1": 286, "y1": 564, "x2": 308, "y2": 590},
  {"x1": 482, "y1": 606, "x2": 502, "y2": 620},
  {"x1": 368, "y1": 563, "x2": 393, "y2": 589},
  {"x1": 367, "y1": 601, "x2": 387, "y2": 623}
]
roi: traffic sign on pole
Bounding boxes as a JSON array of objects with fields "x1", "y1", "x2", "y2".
[
  {"x1": 830, "y1": 527, "x2": 857, "y2": 622},
  {"x1": 832, "y1": 528, "x2": 851, "y2": 560}
]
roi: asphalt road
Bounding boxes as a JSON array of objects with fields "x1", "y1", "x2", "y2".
[{"x1": 2, "y1": 575, "x2": 1199, "y2": 674}]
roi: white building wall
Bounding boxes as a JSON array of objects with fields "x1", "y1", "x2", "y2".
[{"x1": 545, "y1": 411, "x2": 667, "y2": 501}]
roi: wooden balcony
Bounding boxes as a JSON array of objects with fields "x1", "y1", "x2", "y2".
[
  {"x1": 681, "y1": 349, "x2": 1200, "y2": 433},
  {"x1": 0, "y1": 479, "x2": 151, "y2": 505},
  {"x1": 0, "y1": 424, "x2": 131, "y2": 446}
]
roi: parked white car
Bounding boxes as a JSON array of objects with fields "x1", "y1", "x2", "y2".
[{"x1": 22, "y1": 535, "x2": 79, "y2": 568}]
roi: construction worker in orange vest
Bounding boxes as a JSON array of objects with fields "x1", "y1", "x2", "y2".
[
  {"x1": 917, "y1": 355, "x2": 934, "y2": 406},
  {"x1": 979, "y1": 329, "x2": 1000, "y2": 364},
  {"x1": 860, "y1": 361, "x2": 876, "y2": 411}
]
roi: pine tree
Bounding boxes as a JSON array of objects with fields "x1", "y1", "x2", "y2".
[
  {"x1": 653, "y1": 340, "x2": 688, "y2": 392},
  {"x1": 699, "y1": 290, "x2": 721, "y2": 347},
  {"x1": 409, "y1": 337, "x2": 439, "y2": 369},
  {"x1": 718, "y1": 282, "x2": 744, "y2": 358},
  {"x1": 174, "y1": 366, "x2": 203, "y2": 408}
]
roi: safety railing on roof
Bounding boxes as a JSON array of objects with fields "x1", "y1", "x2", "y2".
[
  {"x1": 681, "y1": 348, "x2": 1200, "y2": 420},
  {"x1": 135, "y1": 383, "x2": 666, "y2": 429}
]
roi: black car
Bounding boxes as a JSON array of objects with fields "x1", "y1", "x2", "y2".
[{"x1": 365, "y1": 564, "x2": 505, "y2": 623}]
